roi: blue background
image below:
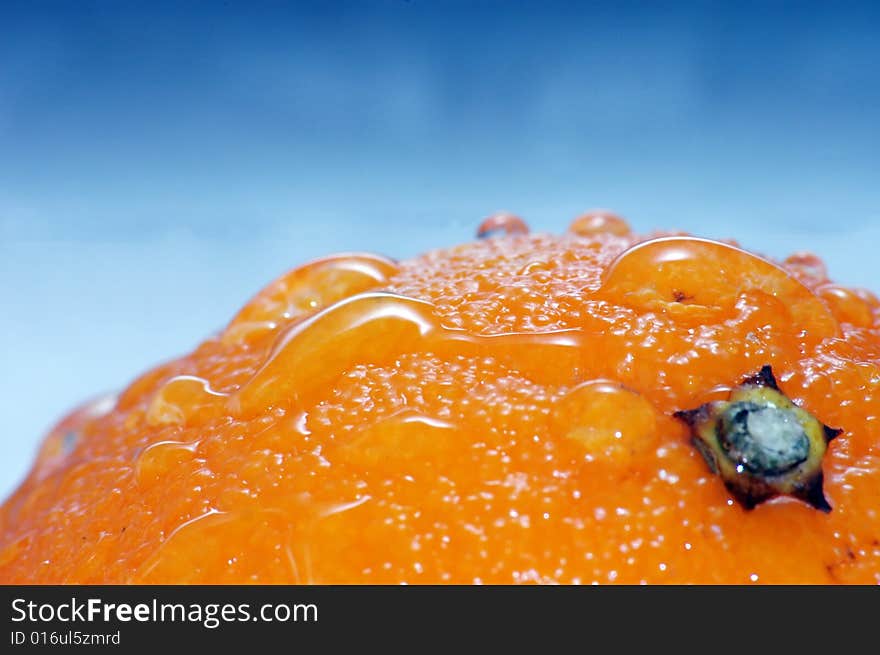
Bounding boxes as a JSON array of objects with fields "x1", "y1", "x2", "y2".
[{"x1": 2, "y1": 0, "x2": 879, "y2": 499}]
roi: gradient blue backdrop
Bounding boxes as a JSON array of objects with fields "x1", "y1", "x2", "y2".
[{"x1": 2, "y1": 0, "x2": 879, "y2": 499}]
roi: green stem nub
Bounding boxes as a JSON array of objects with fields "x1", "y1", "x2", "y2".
[
  {"x1": 718, "y1": 402, "x2": 810, "y2": 476},
  {"x1": 674, "y1": 366, "x2": 841, "y2": 513}
]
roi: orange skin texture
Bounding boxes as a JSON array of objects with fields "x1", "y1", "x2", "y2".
[{"x1": 2, "y1": 221, "x2": 880, "y2": 584}]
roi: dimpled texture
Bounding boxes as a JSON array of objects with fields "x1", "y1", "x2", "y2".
[{"x1": 2, "y1": 228, "x2": 880, "y2": 584}]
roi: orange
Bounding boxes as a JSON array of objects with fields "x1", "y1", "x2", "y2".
[{"x1": 2, "y1": 211, "x2": 880, "y2": 584}]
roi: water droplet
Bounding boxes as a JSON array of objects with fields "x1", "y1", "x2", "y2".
[
  {"x1": 694, "y1": 384, "x2": 736, "y2": 405},
  {"x1": 116, "y1": 362, "x2": 180, "y2": 412},
  {"x1": 135, "y1": 439, "x2": 200, "y2": 485},
  {"x1": 145, "y1": 375, "x2": 227, "y2": 427},
  {"x1": 291, "y1": 412, "x2": 312, "y2": 436},
  {"x1": 0, "y1": 533, "x2": 33, "y2": 568},
  {"x1": 853, "y1": 288, "x2": 880, "y2": 310},
  {"x1": 233, "y1": 292, "x2": 440, "y2": 416},
  {"x1": 224, "y1": 253, "x2": 399, "y2": 345},
  {"x1": 33, "y1": 393, "x2": 117, "y2": 480},
  {"x1": 600, "y1": 236, "x2": 839, "y2": 337},
  {"x1": 554, "y1": 380, "x2": 658, "y2": 466},
  {"x1": 518, "y1": 260, "x2": 554, "y2": 276},
  {"x1": 221, "y1": 320, "x2": 280, "y2": 346},
  {"x1": 467, "y1": 329, "x2": 586, "y2": 387},
  {"x1": 132, "y1": 502, "x2": 344, "y2": 583},
  {"x1": 336, "y1": 411, "x2": 459, "y2": 471},
  {"x1": 476, "y1": 212, "x2": 529, "y2": 239},
  {"x1": 132, "y1": 509, "x2": 234, "y2": 583},
  {"x1": 568, "y1": 210, "x2": 631, "y2": 236},
  {"x1": 232, "y1": 291, "x2": 587, "y2": 417},
  {"x1": 817, "y1": 284, "x2": 875, "y2": 328},
  {"x1": 315, "y1": 495, "x2": 372, "y2": 518},
  {"x1": 61, "y1": 431, "x2": 78, "y2": 454},
  {"x1": 783, "y1": 252, "x2": 828, "y2": 283}
]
